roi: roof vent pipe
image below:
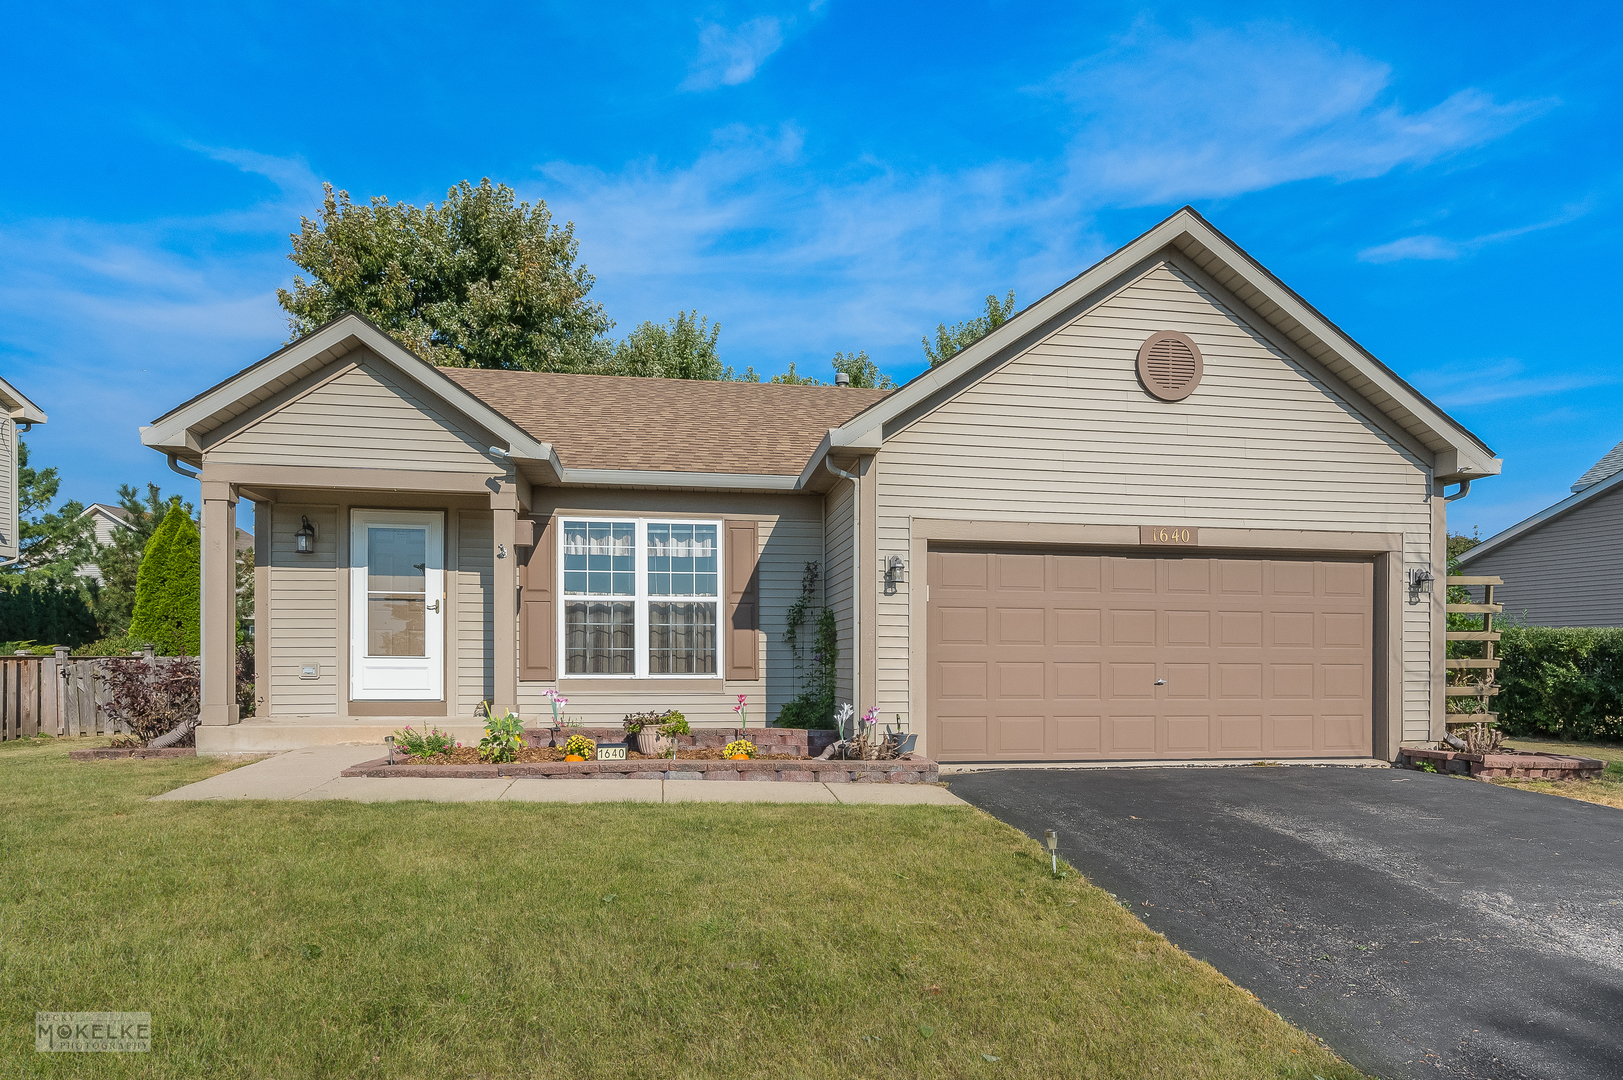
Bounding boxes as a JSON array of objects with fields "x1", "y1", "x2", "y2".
[{"x1": 835, "y1": 372, "x2": 850, "y2": 387}]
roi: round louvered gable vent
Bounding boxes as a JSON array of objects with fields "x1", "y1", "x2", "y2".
[{"x1": 1135, "y1": 331, "x2": 1203, "y2": 402}]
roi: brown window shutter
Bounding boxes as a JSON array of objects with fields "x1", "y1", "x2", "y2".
[
  {"x1": 518, "y1": 515, "x2": 555, "y2": 682},
  {"x1": 725, "y1": 519, "x2": 760, "y2": 681}
]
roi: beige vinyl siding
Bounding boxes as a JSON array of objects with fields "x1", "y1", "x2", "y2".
[
  {"x1": 0, "y1": 416, "x2": 15, "y2": 560},
  {"x1": 823, "y1": 478, "x2": 855, "y2": 706},
  {"x1": 455, "y1": 510, "x2": 495, "y2": 713},
  {"x1": 759, "y1": 513, "x2": 823, "y2": 722},
  {"x1": 878, "y1": 261, "x2": 1436, "y2": 743},
  {"x1": 1462, "y1": 486, "x2": 1623, "y2": 627},
  {"x1": 267, "y1": 504, "x2": 339, "y2": 715},
  {"x1": 204, "y1": 354, "x2": 499, "y2": 473},
  {"x1": 514, "y1": 503, "x2": 821, "y2": 726}
]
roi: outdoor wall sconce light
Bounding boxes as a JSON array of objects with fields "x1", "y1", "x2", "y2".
[
  {"x1": 295, "y1": 515, "x2": 317, "y2": 554},
  {"x1": 884, "y1": 555, "x2": 905, "y2": 585},
  {"x1": 1406, "y1": 567, "x2": 1434, "y2": 602}
]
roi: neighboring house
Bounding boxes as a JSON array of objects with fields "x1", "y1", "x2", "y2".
[
  {"x1": 0, "y1": 376, "x2": 48, "y2": 567},
  {"x1": 1456, "y1": 439, "x2": 1623, "y2": 626},
  {"x1": 74, "y1": 503, "x2": 131, "y2": 582},
  {"x1": 140, "y1": 207, "x2": 1500, "y2": 760},
  {"x1": 74, "y1": 502, "x2": 251, "y2": 584}
]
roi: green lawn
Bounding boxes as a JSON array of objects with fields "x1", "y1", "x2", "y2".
[
  {"x1": 0, "y1": 737, "x2": 1361, "y2": 1079},
  {"x1": 1496, "y1": 736, "x2": 1623, "y2": 810}
]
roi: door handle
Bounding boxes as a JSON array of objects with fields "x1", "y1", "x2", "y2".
[
  {"x1": 1154, "y1": 679, "x2": 1167, "y2": 686},
  {"x1": 427, "y1": 600, "x2": 440, "y2": 613}
]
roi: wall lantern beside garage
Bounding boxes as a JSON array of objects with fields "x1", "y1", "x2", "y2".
[{"x1": 295, "y1": 515, "x2": 317, "y2": 555}]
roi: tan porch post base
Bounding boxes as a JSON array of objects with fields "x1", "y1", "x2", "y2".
[{"x1": 200, "y1": 478, "x2": 241, "y2": 726}]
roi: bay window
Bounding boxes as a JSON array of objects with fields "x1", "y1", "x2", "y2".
[{"x1": 562, "y1": 519, "x2": 721, "y2": 677}]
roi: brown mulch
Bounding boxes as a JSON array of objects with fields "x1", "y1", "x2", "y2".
[{"x1": 403, "y1": 746, "x2": 801, "y2": 765}]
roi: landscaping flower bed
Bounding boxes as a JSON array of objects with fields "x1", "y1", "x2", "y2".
[
  {"x1": 1397, "y1": 746, "x2": 1604, "y2": 779},
  {"x1": 69, "y1": 746, "x2": 196, "y2": 761},
  {"x1": 340, "y1": 755, "x2": 939, "y2": 783}
]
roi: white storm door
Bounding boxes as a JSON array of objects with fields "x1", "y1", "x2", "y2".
[{"x1": 350, "y1": 510, "x2": 445, "y2": 700}]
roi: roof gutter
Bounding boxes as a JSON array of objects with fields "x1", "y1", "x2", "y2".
[
  {"x1": 167, "y1": 454, "x2": 200, "y2": 481},
  {"x1": 1444, "y1": 479, "x2": 1471, "y2": 502}
]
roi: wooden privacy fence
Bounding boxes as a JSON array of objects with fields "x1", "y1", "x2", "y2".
[{"x1": 0, "y1": 649, "x2": 198, "y2": 741}]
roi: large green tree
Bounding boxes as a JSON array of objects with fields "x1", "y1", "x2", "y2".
[
  {"x1": 1, "y1": 441, "x2": 97, "y2": 587},
  {"x1": 923, "y1": 290, "x2": 1017, "y2": 367},
  {"x1": 599, "y1": 311, "x2": 758, "y2": 382},
  {"x1": 127, "y1": 503, "x2": 200, "y2": 656},
  {"x1": 278, "y1": 179, "x2": 614, "y2": 371}
]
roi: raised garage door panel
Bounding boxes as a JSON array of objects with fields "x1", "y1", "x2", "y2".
[{"x1": 927, "y1": 551, "x2": 1373, "y2": 762}]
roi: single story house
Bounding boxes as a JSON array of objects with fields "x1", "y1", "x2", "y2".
[
  {"x1": 142, "y1": 207, "x2": 1500, "y2": 760},
  {"x1": 1455, "y1": 439, "x2": 1623, "y2": 626},
  {"x1": 1, "y1": 375, "x2": 48, "y2": 567}
]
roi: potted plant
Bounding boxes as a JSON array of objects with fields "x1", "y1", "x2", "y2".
[
  {"x1": 623, "y1": 710, "x2": 666, "y2": 755},
  {"x1": 725, "y1": 738, "x2": 756, "y2": 761}
]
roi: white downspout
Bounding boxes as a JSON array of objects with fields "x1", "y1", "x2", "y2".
[{"x1": 825, "y1": 456, "x2": 860, "y2": 719}]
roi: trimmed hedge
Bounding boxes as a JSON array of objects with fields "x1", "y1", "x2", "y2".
[
  {"x1": 1496, "y1": 626, "x2": 1623, "y2": 742},
  {"x1": 0, "y1": 582, "x2": 98, "y2": 649}
]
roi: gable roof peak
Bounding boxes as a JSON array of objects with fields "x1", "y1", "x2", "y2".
[{"x1": 1571, "y1": 437, "x2": 1623, "y2": 492}]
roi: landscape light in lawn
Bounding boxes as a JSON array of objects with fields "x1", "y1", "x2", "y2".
[
  {"x1": 385, "y1": 735, "x2": 395, "y2": 765},
  {"x1": 1045, "y1": 830, "x2": 1059, "y2": 875}
]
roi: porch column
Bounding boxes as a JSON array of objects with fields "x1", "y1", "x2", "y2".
[
  {"x1": 491, "y1": 483, "x2": 519, "y2": 719},
  {"x1": 199, "y1": 478, "x2": 240, "y2": 726}
]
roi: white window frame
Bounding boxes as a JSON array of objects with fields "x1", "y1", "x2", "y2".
[{"x1": 558, "y1": 517, "x2": 724, "y2": 679}]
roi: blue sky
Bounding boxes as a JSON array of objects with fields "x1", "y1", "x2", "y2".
[{"x1": 2, "y1": 1, "x2": 1619, "y2": 539}]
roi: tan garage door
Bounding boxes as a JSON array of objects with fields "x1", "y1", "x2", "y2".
[{"x1": 927, "y1": 550, "x2": 1373, "y2": 762}]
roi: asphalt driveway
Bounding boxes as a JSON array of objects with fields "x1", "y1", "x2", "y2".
[{"x1": 947, "y1": 766, "x2": 1623, "y2": 1080}]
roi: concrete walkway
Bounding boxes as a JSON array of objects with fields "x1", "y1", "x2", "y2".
[{"x1": 154, "y1": 744, "x2": 967, "y2": 805}]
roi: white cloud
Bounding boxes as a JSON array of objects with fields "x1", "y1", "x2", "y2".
[
  {"x1": 1357, "y1": 234, "x2": 1462, "y2": 263},
  {"x1": 536, "y1": 24, "x2": 1551, "y2": 378},
  {"x1": 681, "y1": 17, "x2": 785, "y2": 91},
  {"x1": 1407, "y1": 359, "x2": 1622, "y2": 409},
  {"x1": 1051, "y1": 24, "x2": 1553, "y2": 206},
  {"x1": 1359, "y1": 201, "x2": 1591, "y2": 263}
]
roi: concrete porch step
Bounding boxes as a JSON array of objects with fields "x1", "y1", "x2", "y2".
[{"x1": 197, "y1": 720, "x2": 488, "y2": 755}]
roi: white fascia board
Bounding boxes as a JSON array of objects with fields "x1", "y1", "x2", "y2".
[
  {"x1": 1434, "y1": 448, "x2": 1501, "y2": 482},
  {"x1": 557, "y1": 468, "x2": 800, "y2": 492},
  {"x1": 829, "y1": 208, "x2": 1497, "y2": 474},
  {"x1": 142, "y1": 314, "x2": 557, "y2": 470},
  {"x1": 0, "y1": 375, "x2": 47, "y2": 425},
  {"x1": 795, "y1": 432, "x2": 836, "y2": 490},
  {"x1": 1456, "y1": 468, "x2": 1623, "y2": 565}
]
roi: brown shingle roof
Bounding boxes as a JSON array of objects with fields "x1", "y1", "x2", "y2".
[{"x1": 442, "y1": 370, "x2": 891, "y2": 476}]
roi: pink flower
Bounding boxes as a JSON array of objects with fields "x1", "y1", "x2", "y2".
[
  {"x1": 733, "y1": 694, "x2": 747, "y2": 713},
  {"x1": 862, "y1": 706, "x2": 879, "y2": 725}
]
